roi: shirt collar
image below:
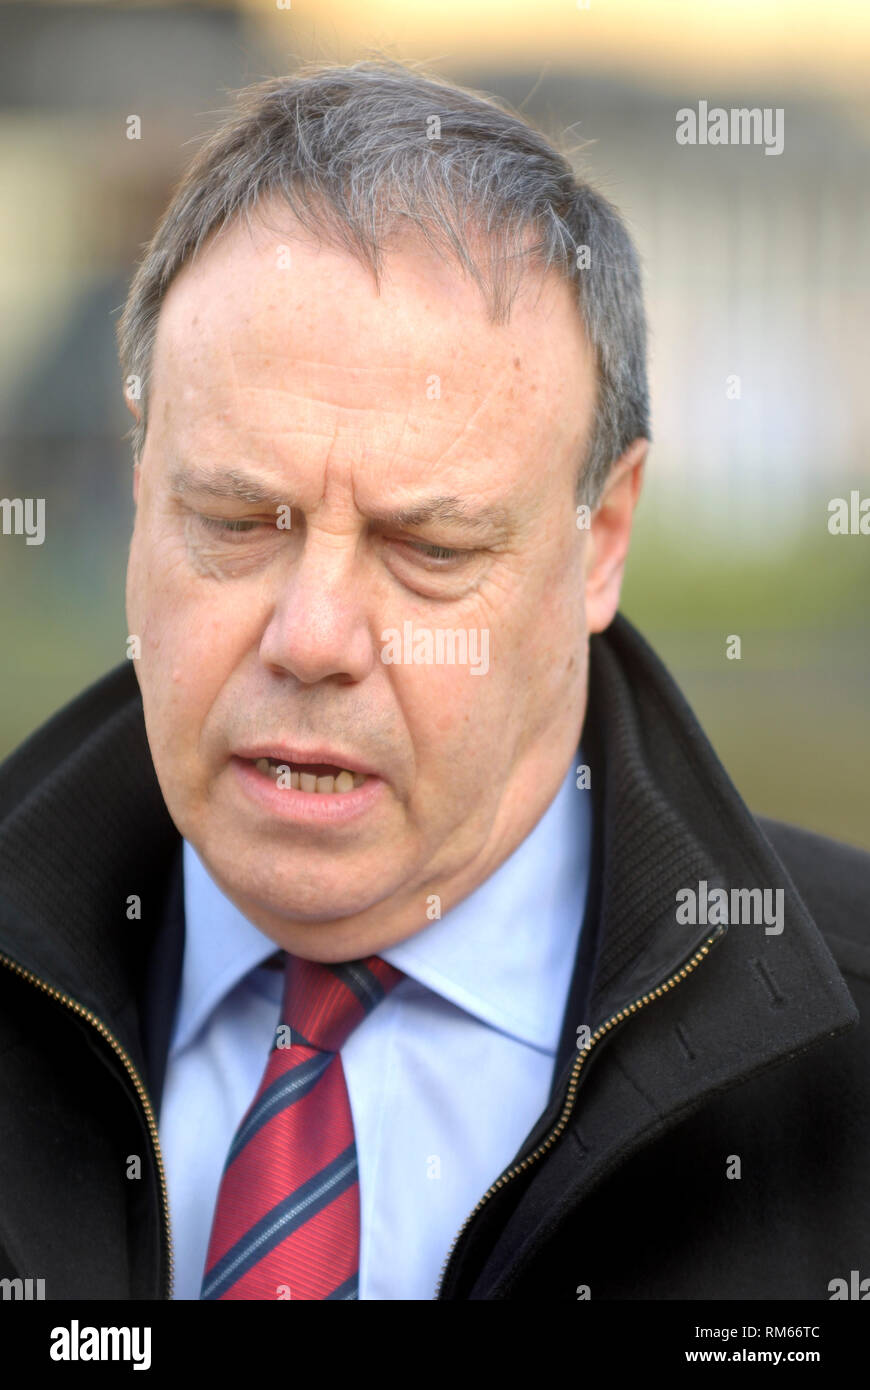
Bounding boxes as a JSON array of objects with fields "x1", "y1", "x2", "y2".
[
  {"x1": 381, "y1": 757, "x2": 590, "y2": 1053},
  {"x1": 172, "y1": 842, "x2": 281, "y2": 1056},
  {"x1": 174, "y1": 753, "x2": 590, "y2": 1058}
]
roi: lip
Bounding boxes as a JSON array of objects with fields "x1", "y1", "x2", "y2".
[
  {"x1": 229, "y1": 754, "x2": 385, "y2": 825},
  {"x1": 232, "y1": 744, "x2": 382, "y2": 779}
]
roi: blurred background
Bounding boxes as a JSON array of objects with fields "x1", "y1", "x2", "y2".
[{"x1": 0, "y1": 0, "x2": 868, "y2": 846}]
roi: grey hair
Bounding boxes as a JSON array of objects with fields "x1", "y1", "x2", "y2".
[{"x1": 116, "y1": 58, "x2": 650, "y2": 506}]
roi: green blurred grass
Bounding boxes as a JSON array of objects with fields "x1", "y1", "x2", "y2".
[{"x1": 620, "y1": 524, "x2": 870, "y2": 850}]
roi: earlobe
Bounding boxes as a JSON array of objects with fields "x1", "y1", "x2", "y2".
[{"x1": 123, "y1": 383, "x2": 141, "y2": 423}]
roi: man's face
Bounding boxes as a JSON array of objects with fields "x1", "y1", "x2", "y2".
[{"x1": 126, "y1": 206, "x2": 641, "y2": 961}]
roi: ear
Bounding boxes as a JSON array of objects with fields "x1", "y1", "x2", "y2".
[
  {"x1": 583, "y1": 436, "x2": 648, "y2": 634},
  {"x1": 123, "y1": 387, "x2": 142, "y2": 505},
  {"x1": 123, "y1": 380, "x2": 141, "y2": 423}
]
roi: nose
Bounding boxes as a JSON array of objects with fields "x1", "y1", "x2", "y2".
[{"x1": 257, "y1": 530, "x2": 376, "y2": 685}]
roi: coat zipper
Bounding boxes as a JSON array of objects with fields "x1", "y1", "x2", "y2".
[
  {"x1": 434, "y1": 924, "x2": 726, "y2": 1298},
  {"x1": 1, "y1": 924, "x2": 724, "y2": 1303},
  {"x1": 0, "y1": 950, "x2": 174, "y2": 1299}
]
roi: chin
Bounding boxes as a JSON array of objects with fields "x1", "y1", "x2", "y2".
[{"x1": 220, "y1": 854, "x2": 404, "y2": 929}]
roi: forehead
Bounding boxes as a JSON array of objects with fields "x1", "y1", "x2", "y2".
[{"x1": 147, "y1": 203, "x2": 596, "y2": 486}]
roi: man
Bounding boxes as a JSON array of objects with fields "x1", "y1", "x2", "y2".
[{"x1": 0, "y1": 59, "x2": 867, "y2": 1303}]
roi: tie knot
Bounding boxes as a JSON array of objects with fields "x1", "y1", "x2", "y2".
[{"x1": 281, "y1": 953, "x2": 404, "y2": 1052}]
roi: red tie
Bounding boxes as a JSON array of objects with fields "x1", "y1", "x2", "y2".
[{"x1": 200, "y1": 953, "x2": 404, "y2": 1300}]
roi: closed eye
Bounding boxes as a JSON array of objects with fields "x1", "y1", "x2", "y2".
[
  {"x1": 410, "y1": 542, "x2": 463, "y2": 561},
  {"x1": 196, "y1": 515, "x2": 263, "y2": 535}
]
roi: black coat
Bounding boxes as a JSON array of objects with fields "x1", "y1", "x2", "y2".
[{"x1": 0, "y1": 614, "x2": 867, "y2": 1300}]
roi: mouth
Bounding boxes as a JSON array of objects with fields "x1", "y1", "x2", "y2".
[
  {"x1": 244, "y1": 756, "x2": 369, "y2": 795},
  {"x1": 230, "y1": 747, "x2": 385, "y2": 824}
]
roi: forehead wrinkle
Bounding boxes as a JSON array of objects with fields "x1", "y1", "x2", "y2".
[
  {"x1": 222, "y1": 349, "x2": 427, "y2": 376},
  {"x1": 179, "y1": 327, "x2": 531, "y2": 469},
  {"x1": 191, "y1": 375, "x2": 489, "y2": 430},
  {"x1": 433, "y1": 377, "x2": 516, "y2": 475},
  {"x1": 176, "y1": 387, "x2": 508, "y2": 482}
]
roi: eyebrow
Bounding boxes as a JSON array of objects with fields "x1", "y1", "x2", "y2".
[
  {"x1": 168, "y1": 466, "x2": 290, "y2": 507},
  {"x1": 168, "y1": 466, "x2": 512, "y2": 536},
  {"x1": 366, "y1": 496, "x2": 511, "y2": 536}
]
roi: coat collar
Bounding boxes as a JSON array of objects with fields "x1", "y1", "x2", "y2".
[
  {"x1": 0, "y1": 663, "x2": 178, "y2": 1082},
  {"x1": 543, "y1": 614, "x2": 857, "y2": 1110},
  {"x1": 578, "y1": 616, "x2": 851, "y2": 1033}
]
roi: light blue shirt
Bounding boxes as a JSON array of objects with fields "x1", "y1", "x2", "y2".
[{"x1": 159, "y1": 756, "x2": 591, "y2": 1300}]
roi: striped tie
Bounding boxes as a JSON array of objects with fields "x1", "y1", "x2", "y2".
[{"x1": 200, "y1": 953, "x2": 404, "y2": 1300}]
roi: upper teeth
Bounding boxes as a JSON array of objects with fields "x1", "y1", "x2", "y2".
[{"x1": 253, "y1": 759, "x2": 365, "y2": 793}]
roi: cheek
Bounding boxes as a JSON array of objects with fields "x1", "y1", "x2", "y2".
[
  {"x1": 130, "y1": 536, "x2": 259, "y2": 757},
  {"x1": 529, "y1": 541, "x2": 587, "y2": 662},
  {"x1": 391, "y1": 643, "x2": 509, "y2": 795},
  {"x1": 493, "y1": 553, "x2": 587, "y2": 740}
]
